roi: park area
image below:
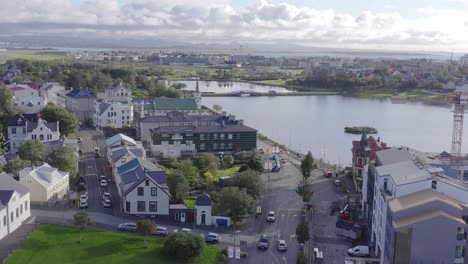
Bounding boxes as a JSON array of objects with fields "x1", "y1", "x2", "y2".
[{"x1": 6, "y1": 224, "x2": 219, "y2": 264}]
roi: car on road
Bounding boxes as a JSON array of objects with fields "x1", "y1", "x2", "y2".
[
  {"x1": 267, "y1": 211, "x2": 275, "y2": 222},
  {"x1": 100, "y1": 179, "x2": 108, "y2": 187},
  {"x1": 102, "y1": 199, "x2": 111, "y2": 208},
  {"x1": 100, "y1": 175, "x2": 106, "y2": 180},
  {"x1": 334, "y1": 179, "x2": 342, "y2": 186},
  {"x1": 153, "y1": 226, "x2": 169, "y2": 236},
  {"x1": 258, "y1": 234, "x2": 269, "y2": 249},
  {"x1": 204, "y1": 233, "x2": 220, "y2": 243},
  {"x1": 80, "y1": 192, "x2": 88, "y2": 201},
  {"x1": 277, "y1": 240, "x2": 287, "y2": 251},
  {"x1": 118, "y1": 222, "x2": 137, "y2": 232},
  {"x1": 78, "y1": 182, "x2": 87, "y2": 192},
  {"x1": 79, "y1": 200, "x2": 88, "y2": 209},
  {"x1": 103, "y1": 192, "x2": 111, "y2": 201},
  {"x1": 76, "y1": 176, "x2": 86, "y2": 185},
  {"x1": 173, "y1": 228, "x2": 192, "y2": 233},
  {"x1": 94, "y1": 152, "x2": 100, "y2": 158},
  {"x1": 77, "y1": 137, "x2": 83, "y2": 143},
  {"x1": 280, "y1": 158, "x2": 287, "y2": 164},
  {"x1": 347, "y1": 245, "x2": 370, "y2": 257}
]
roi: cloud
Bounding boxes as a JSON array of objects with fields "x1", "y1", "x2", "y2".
[{"x1": 0, "y1": 0, "x2": 467, "y2": 51}]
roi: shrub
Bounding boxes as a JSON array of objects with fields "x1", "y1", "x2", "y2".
[
  {"x1": 297, "y1": 252, "x2": 307, "y2": 264},
  {"x1": 215, "y1": 250, "x2": 228, "y2": 264},
  {"x1": 164, "y1": 232, "x2": 205, "y2": 260}
]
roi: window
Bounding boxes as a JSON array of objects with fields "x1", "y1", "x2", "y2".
[
  {"x1": 431, "y1": 180, "x2": 437, "y2": 190},
  {"x1": 237, "y1": 133, "x2": 240, "y2": 139},
  {"x1": 186, "y1": 132, "x2": 193, "y2": 137},
  {"x1": 137, "y1": 201, "x2": 146, "y2": 212},
  {"x1": 3, "y1": 216, "x2": 5, "y2": 226},
  {"x1": 149, "y1": 202, "x2": 157, "y2": 212},
  {"x1": 16, "y1": 208, "x2": 19, "y2": 218},
  {"x1": 12, "y1": 128, "x2": 16, "y2": 134},
  {"x1": 457, "y1": 227, "x2": 465, "y2": 240},
  {"x1": 228, "y1": 143, "x2": 233, "y2": 149},
  {"x1": 383, "y1": 179, "x2": 388, "y2": 190},
  {"x1": 145, "y1": 180, "x2": 149, "y2": 186},
  {"x1": 20, "y1": 204, "x2": 23, "y2": 214},
  {"x1": 162, "y1": 133, "x2": 168, "y2": 137},
  {"x1": 228, "y1": 133, "x2": 233, "y2": 140},
  {"x1": 39, "y1": 134, "x2": 44, "y2": 140},
  {"x1": 463, "y1": 170, "x2": 468, "y2": 181},
  {"x1": 175, "y1": 212, "x2": 180, "y2": 221},
  {"x1": 213, "y1": 133, "x2": 218, "y2": 140},
  {"x1": 23, "y1": 128, "x2": 25, "y2": 134},
  {"x1": 200, "y1": 143, "x2": 205, "y2": 150},
  {"x1": 10, "y1": 212, "x2": 13, "y2": 222},
  {"x1": 220, "y1": 143, "x2": 225, "y2": 149},
  {"x1": 220, "y1": 133, "x2": 225, "y2": 140},
  {"x1": 25, "y1": 201, "x2": 28, "y2": 211},
  {"x1": 455, "y1": 245, "x2": 465, "y2": 258},
  {"x1": 151, "y1": 187, "x2": 157, "y2": 196},
  {"x1": 200, "y1": 134, "x2": 205, "y2": 140},
  {"x1": 186, "y1": 140, "x2": 193, "y2": 146},
  {"x1": 137, "y1": 187, "x2": 144, "y2": 196},
  {"x1": 213, "y1": 143, "x2": 218, "y2": 149}
]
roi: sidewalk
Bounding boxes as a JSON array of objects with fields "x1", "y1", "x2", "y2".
[{"x1": 0, "y1": 223, "x2": 37, "y2": 262}]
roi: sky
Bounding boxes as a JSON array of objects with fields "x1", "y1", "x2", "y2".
[{"x1": 1, "y1": 0, "x2": 468, "y2": 52}]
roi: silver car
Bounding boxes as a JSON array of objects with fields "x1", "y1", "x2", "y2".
[
  {"x1": 118, "y1": 222, "x2": 137, "y2": 232},
  {"x1": 204, "y1": 233, "x2": 220, "y2": 243}
]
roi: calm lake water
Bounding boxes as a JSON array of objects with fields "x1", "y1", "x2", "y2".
[
  {"x1": 180, "y1": 80, "x2": 291, "y2": 94},
  {"x1": 201, "y1": 86, "x2": 458, "y2": 166}
]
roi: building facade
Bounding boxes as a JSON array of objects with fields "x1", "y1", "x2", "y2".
[
  {"x1": 101, "y1": 83, "x2": 132, "y2": 103},
  {"x1": 10, "y1": 85, "x2": 48, "y2": 114},
  {"x1": 65, "y1": 88, "x2": 95, "y2": 121},
  {"x1": 93, "y1": 100, "x2": 133, "y2": 128}
]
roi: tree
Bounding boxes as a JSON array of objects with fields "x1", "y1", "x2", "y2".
[
  {"x1": 247, "y1": 154, "x2": 264, "y2": 173},
  {"x1": 230, "y1": 170, "x2": 264, "y2": 199},
  {"x1": 300, "y1": 151, "x2": 315, "y2": 179},
  {"x1": 73, "y1": 211, "x2": 93, "y2": 243},
  {"x1": 5, "y1": 159, "x2": 31, "y2": 178},
  {"x1": 47, "y1": 146, "x2": 78, "y2": 178},
  {"x1": 218, "y1": 187, "x2": 255, "y2": 224},
  {"x1": 296, "y1": 183, "x2": 313, "y2": 203},
  {"x1": 223, "y1": 155, "x2": 234, "y2": 168},
  {"x1": 18, "y1": 140, "x2": 45, "y2": 165},
  {"x1": 167, "y1": 171, "x2": 189, "y2": 201},
  {"x1": 297, "y1": 252, "x2": 307, "y2": 264},
  {"x1": 0, "y1": 87, "x2": 15, "y2": 137},
  {"x1": 198, "y1": 153, "x2": 220, "y2": 174},
  {"x1": 164, "y1": 232, "x2": 205, "y2": 260},
  {"x1": 295, "y1": 222, "x2": 310, "y2": 244},
  {"x1": 41, "y1": 105, "x2": 79, "y2": 136},
  {"x1": 174, "y1": 160, "x2": 199, "y2": 186},
  {"x1": 213, "y1": 104, "x2": 223, "y2": 112},
  {"x1": 137, "y1": 219, "x2": 156, "y2": 248}
]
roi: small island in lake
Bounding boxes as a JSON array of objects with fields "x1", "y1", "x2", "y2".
[{"x1": 344, "y1": 126, "x2": 378, "y2": 134}]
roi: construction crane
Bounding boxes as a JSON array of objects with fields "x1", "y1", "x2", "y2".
[{"x1": 451, "y1": 91, "x2": 468, "y2": 179}]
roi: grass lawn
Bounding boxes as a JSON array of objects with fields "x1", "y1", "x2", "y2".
[
  {"x1": 0, "y1": 50, "x2": 66, "y2": 61},
  {"x1": 6, "y1": 224, "x2": 219, "y2": 264},
  {"x1": 213, "y1": 166, "x2": 240, "y2": 182}
]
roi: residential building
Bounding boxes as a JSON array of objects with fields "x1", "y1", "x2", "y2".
[
  {"x1": 93, "y1": 100, "x2": 133, "y2": 128},
  {"x1": 65, "y1": 88, "x2": 95, "y2": 121},
  {"x1": 149, "y1": 117, "x2": 256, "y2": 158},
  {"x1": 19, "y1": 163, "x2": 69, "y2": 204},
  {"x1": 106, "y1": 133, "x2": 145, "y2": 175},
  {"x1": 105, "y1": 133, "x2": 142, "y2": 149},
  {"x1": 36, "y1": 82, "x2": 66, "y2": 106},
  {"x1": 351, "y1": 132, "x2": 386, "y2": 192},
  {"x1": 114, "y1": 158, "x2": 170, "y2": 216},
  {"x1": 364, "y1": 147, "x2": 468, "y2": 263},
  {"x1": 7, "y1": 114, "x2": 60, "y2": 154},
  {"x1": 10, "y1": 85, "x2": 48, "y2": 114},
  {"x1": 100, "y1": 83, "x2": 132, "y2": 103},
  {"x1": 0, "y1": 173, "x2": 31, "y2": 240},
  {"x1": 460, "y1": 54, "x2": 468, "y2": 67}
]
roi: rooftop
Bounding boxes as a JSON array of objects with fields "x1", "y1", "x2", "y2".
[
  {"x1": 140, "y1": 111, "x2": 227, "y2": 123},
  {"x1": 139, "y1": 97, "x2": 198, "y2": 111},
  {"x1": 0, "y1": 172, "x2": 29, "y2": 197},
  {"x1": 150, "y1": 123, "x2": 256, "y2": 134},
  {"x1": 19, "y1": 163, "x2": 68, "y2": 189},
  {"x1": 376, "y1": 147, "x2": 413, "y2": 166},
  {"x1": 389, "y1": 189, "x2": 464, "y2": 213},
  {"x1": 66, "y1": 88, "x2": 94, "y2": 98},
  {"x1": 392, "y1": 209, "x2": 466, "y2": 230},
  {"x1": 106, "y1": 133, "x2": 138, "y2": 148},
  {"x1": 117, "y1": 158, "x2": 161, "y2": 175}
]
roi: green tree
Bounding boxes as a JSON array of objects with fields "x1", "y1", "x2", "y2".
[
  {"x1": 5, "y1": 159, "x2": 30, "y2": 178},
  {"x1": 41, "y1": 105, "x2": 79, "y2": 136},
  {"x1": 73, "y1": 211, "x2": 94, "y2": 243},
  {"x1": 297, "y1": 252, "x2": 307, "y2": 264},
  {"x1": 198, "y1": 153, "x2": 220, "y2": 174},
  {"x1": 47, "y1": 146, "x2": 78, "y2": 178},
  {"x1": 164, "y1": 232, "x2": 205, "y2": 260},
  {"x1": 296, "y1": 183, "x2": 313, "y2": 203},
  {"x1": 300, "y1": 151, "x2": 315, "y2": 179},
  {"x1": 247, "y1": 154, "x2": 264, "y2": 173},
  {"x1": 0, "y1": 86, "x2": 15, "y2": 132},
  {"x1": 295, "y1": 222, "x2": 310, "y2": 244},
  {"x1": 174, "y1": 160, "x2": 199, "y2": 186},
  {"x1": 213, "y1": 104, "x2": 223, "y2": 112},
  {"x1": 18, "y1": 140, "x2": 45, "y2": 165},
  {"x1": 167, "y1": 171, "x2": 189, "y2": 201},
  {"x1": 137, "y1": 219, "x2": 156, "y2": 248},
  {"x1": 223, "y1": 155, "x2": 234, "y2": 168},
  {"x1": 218, "y1": 187, "x2": 255, "y2": 224},
  {"x1": 230, "y1": 170, "x2": 264, "y2": 199}
]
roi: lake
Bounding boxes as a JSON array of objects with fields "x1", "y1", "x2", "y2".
[
  {"x1": 180, "y1": 80, "x2": 292, "y2": 94},
  {"x1": 200, "y1": 85, "x2": 458, "y2": 166}
]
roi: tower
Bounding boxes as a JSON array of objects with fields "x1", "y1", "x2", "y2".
[
  {"x1": 451, "y1": 92, "x2": 466, "y2": 179},
  {"x1": 194, "y1": 78, "x2": 202, "y2": 109},
  {"x1": 353, "y1": 131, "x2": 371, "y2": 192}
]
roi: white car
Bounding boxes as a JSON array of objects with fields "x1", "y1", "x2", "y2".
[
  {"x1": 277, "y1": 240, "x2": 287, "y2": 251},
  {"x1": 100, "y1": 179, "x2": 108, "y2": 187},
  {"x1": 100, "y1": 175, "x2": 106, "y2": 181},
  {"x1": 80, "y1": 192, "x2": 88, "y2": 201},
  {"x1": 204, "y1": 233, "x2": 220, "y2": 243},
  {"x1": 103, "y1": 192, "x2": 111, "y2": 201},
  {"x1": 103, "y1": 199, "x2": 111, "y2": 208},
  {"x1": 174, "y1": 228, "x2": 192, "y2": 233},
  {"x1": 79, "y1": 200, "x2": 88, "y2": 209},
  {"x1": 334, "y1": 179, "x2": 342, "y2": 186},
  {"x1": 153, "y1": 226, "x2": 169, "y2": 236},
  {"x1": 267, "y1": 211, "x2": 275, "y2": 222}
]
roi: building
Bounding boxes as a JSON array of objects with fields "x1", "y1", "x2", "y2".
[
  {"x1": 7, "y1": 114, "x2": 60, "y2": 154},
  {"x1": 10, "y1": 85, "x2": 48, "y2": 114},
  {"x1": 65, "y1": 88, "x2": 95, "y2": 121},
  {"x1": 101, "y1": 83, "x2": 132, "y2": 103},
  {"x1": 19, "y1": 163, "x2": 70, "y2": 204},
  {"x1": 114, "y1": 158, "x2": 170, "y2": 216},
  {"x1": 460, "y1": 54, "x2": 468, "y2": 67},
  {"x1": 106, "y1": 133, "x2": 145, "y2": 176},
  {"x1": 149, "y1": 116, "x2": 257, "y2": 158},
  {"x1": 351, "y1": 132, "x2": 386, "y2": 192},
  {"x1": 105, "y1": 133, "x2": 142, "y2": 149},
  {"x1": 363, "y1": 147, "x2": 468, "y2": 263},
  {"x1": 36, "y1": 82, "x2": 66, "y2": 106},
  {"x1": 93, "y1": 100, "x2": 133, "y2": 128},
  {"x1": 0, "y1": 173, "x2": 31, "y2": 240}
]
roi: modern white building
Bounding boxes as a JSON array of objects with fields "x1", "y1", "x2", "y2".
[
  {"x1": 0, "y1": 173, "x2": 31, "y2": 240},
  {"x1": 94, "y1": 100, "x2": 133, "y2": 128},
  {"x1": 364, "y1": 147, "x2": 468, "y2": 263},
  {"x1": 19, "y1": 163, "x2": 69, "y2": 204},
  {"x1": 10, "y1": 85, "x2": 48, "y2": 114},
  {"x1": 7, "y1": 114, "x2": 60, "y2": 154}
]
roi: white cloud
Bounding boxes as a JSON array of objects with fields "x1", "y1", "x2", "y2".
[{"x1": 0, "y1": 0, "x2": 466, "y2": 51}]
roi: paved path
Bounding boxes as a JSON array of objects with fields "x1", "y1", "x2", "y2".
[{"x1": 0, "y1": 222, "x2": 37, "y2": 262}]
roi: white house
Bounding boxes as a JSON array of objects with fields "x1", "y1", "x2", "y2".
[
  {"x1": 101, "y1": 83, "x2": 132, "y2": 103},
  {"x1": 114, "y1": 158, "x2": 170, "y2": 216},
  {"x1": 105, "y1": 133, "x2": 141, "y2": 149},
  {"x1": 10, "y1": 85, "x2": 48, "y2": 114},
  {"x1": 7, "y1": 114, "x2": 60, "y2": 154},
  {"x1": 195, "y1": 193, "x2": 212, "y2": 226},
  {"x1": 19, "y1": 163, "x2": 69, "y2": 204},
  {"x1": 0, "y1": 173, "x2": 31, "y2": 240},
  {"x1": 94, "y1": 100, "x2": 133, "y2": 128}
]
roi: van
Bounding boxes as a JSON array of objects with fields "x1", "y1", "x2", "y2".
[{"x1": 347, "y1": 245, "x2": 370, "y2": 257}]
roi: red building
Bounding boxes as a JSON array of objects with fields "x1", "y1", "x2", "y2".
[{"x1": 351, "y1": 132, "x2": 387, "y2": 192}]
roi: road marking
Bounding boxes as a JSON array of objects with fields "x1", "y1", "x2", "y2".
[
  {"x1": 290, "y1": 234, "x2": 296, "y2": 241},
  {"x1": 282, "y1": 256, "x2": 287, "y2": 264},
  {"x1": 281, "y1": 214, "x2": 285, "y2": 221},
  {"x1": 292, "y1": 214, "x2": 297, "y2": 220}
]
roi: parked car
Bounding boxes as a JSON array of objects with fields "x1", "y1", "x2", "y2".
[
  {"x1": 78, "y1": 182, "x2": 87, "y2": 192},
  {"x1": 258, "y1": 234, "x2": 269, "y2": 249},
  {"x1": 77, "y1": 137, "x2": 83, "y2": 143},
  {"x1": 103, "y1": 199, "x2": 111, "y2": 208},
  {"x1": 100, "y1": 175, "x2": 106, "y2": 181},
  {"x1": 204, "y1": 233, "x2": 220, "y2": 243},
  {"x1": 100, "y1": 179, "x2": 108, "y2": 187},
  {"x1": 334, "y1": 179, "x2": 342, "y2": 186},
  {"x1": 79, "y1": 200, "x2": 88, "y2": 209},
  {"x1": 277, "y1": 240, "x2": 287, "y2": 251},
  {"x1": 173, "y1": 228, "x2": 192, "y2": 233},
  {"x1": 118, "y1": 222, "x2": 137, "y2": 232},
  {"x1": 347, "y1": 245, "x2": 370, "y2": 257},
  {"x1": 76, "y1": 176, "x2": 86, "y2": 185},
  {"x1": 94, "y1": 152, "x2": 100, "y2": 158},
  {"x1": 80, "y1": 192, "x2": 88, "y2": 201},
  {"x1": 267, "y1": 211, "x2": 275, "y2": 222},
  {"x1": 103, "y1": 192, "x2": 111, "y2": 201},
  {"x1": 280, "y1": 158, "x2": 287, "y2": 164},
  {"x1": 153, "y1": 226, "x2": 169, "y2": 236}
]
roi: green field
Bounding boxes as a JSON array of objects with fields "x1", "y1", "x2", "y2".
[
  {"x1": 0, "y1": 50, "x2": 67, "y2": 61},
  {"x1": 6, "y1": 224, "x2": 219, "y2": 264}
]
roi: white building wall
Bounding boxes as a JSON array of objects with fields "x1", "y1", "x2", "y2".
[
  {"x1": 8, "y1": 120, "x2": 60, "y2": 154},
  {"x1": 0, "y1": 192, "x2": 31, "y2": 240},
  {"x1": 123, "y1": 179, "x2": 170, "y2": 215},
  {"x1": 20, "y1": 176, "x2": 47, "y2": 203},
  {"x1": 0, "y1": 208, "x2": 7, "y2": 240},
  {"x1": 195, "y1": 205, "x2": 212, "y2": 225},
  {"x1": 150, "y1": 142, "x2": 196, "y2": 158},
  {"x1": 12, "y1": 88, "x2": 47, "y2": 114},
  {"x1": 94, "y1": 101, "x2": 133, "y2": 128}
]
